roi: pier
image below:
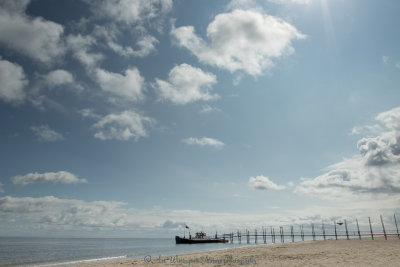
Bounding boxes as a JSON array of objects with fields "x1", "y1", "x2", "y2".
[{"x1": 215, "y1": 214, "x2": 400, "y2": 244}]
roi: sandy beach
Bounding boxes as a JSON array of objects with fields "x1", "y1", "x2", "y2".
[{"x1": 83, "y1": 237, "x2": 400, "y2": 266}]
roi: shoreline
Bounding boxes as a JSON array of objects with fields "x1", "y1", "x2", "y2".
[{"x1": 80, "y1": 236, "x2": 400, "y2": 266}]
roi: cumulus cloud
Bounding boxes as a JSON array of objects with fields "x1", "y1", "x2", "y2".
[
  {"x1": 249, "y1": 175, "x2": 286, "y2": 190},
  {"x1": 11, "y1": 171, "x2": 87, "y2": 186},
  {"x1": 66, "y1": 34, "x2": 104, "y2": 69},
  {"x1": 162, "y1": 220, "x2": 186, "y2": 229},
  {"x1": 84, "y1": 0, "x2": 173, "y2": 59},
  {"x1": 155, "y1": 63, "x2": 218, "y2": 105},
  {"x1": 182, "y1": 137, "x2": 225, "y2": 148},
  {"x1": 0, "y1": 195, "x2": 285, "y2": 233},
  {"x1": 0, "y1": 0, "x2": 64, "y2": 63},
  {"x1": 31, "y1": 125, "x2": 64, "y2": 142},
  {"x1": 86, "y1": 0, "x2": 173, "y2": 26},
  {"x1": 350, "y1": 124, "x2": 383, "y2": 136},
  {"x1": 0, "y1": 0, "x2": 31, "y2": 13},
  {"x1": 95, "y1": 67, "x2": 145, "y2": 102},
  {"x1": 93, "y1": 110, "x2": 154, "y2": 141},
  {"x1": 93, "y1": 25, "x2": 159, "y2": 58},
  {"x1": 43, "y1": 69, "x2": 74, "y2": 88},
  {"x1": 107, "y1": 34, "x2": 159, "y2": 58},
  {"x1": 171, "y1": 9, "x2": 305, "y2": 76},
  {"x1": 200, "y1": 104, "x2": 221, "y2": 114},
  {"x1": 296, "y1": 106, "x2": 400, "y2": 199},
  {"x1": 78, "y1": 108, "x2": 101, "y2": 120},
  {"x1": 0, "y1": 195, "x2": 264, "y2": 233},
  {"x1": 0, "y1": 194, "x2": 398, "y2": 236},
  {"x1": 0, "y1": 196, "x2": 126, "y2": 228},
  {"x1": 0, "y1": 58, "x2": 28, "y2": 104}
]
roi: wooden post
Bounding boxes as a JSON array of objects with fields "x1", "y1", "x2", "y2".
[
  {"x1": 322, "y1": 222, "x2": 326, "y2": 240},
  {"x1": 279, "y1": 227, "x2": 281, "y2": 243},
  {"x1": 270, "y1": 227, "x2": 274, "y2": 243},
  {"x1": 238, "y1": 231, "x2": 241, "y2": 244},
  {"x1": 368, "y1": 217, "x2": 374, "y2": 240},
  {"x1": 265, "y1": 227, "x2": 267, "y2": 244},
  {"x1": 273, "y1": 227, "x2": 276, "y2": 243},
  {"x1": 282, "y1": 227, "x2": 285, "y2": 243},
  {"x1": 380, "y1": 215, "x2": 387, "y2": 240},
  {"x1": 301, "y1": 225, "x2": 304, "y2": 241},
  {"x1": 344, "y1": 219, "x2": 349, "y2": 240},
  {"x1": 356, "y1": 219, "x2": 361, "y2": 240},
  {"x1": 255, "y1": 229, "x2": 257, "y2": 244},
  {"x1": 334, "y1": 221, "x2": 338, "y2": 240},
  {"x1": 311, "y1": 223, "x2": 316, "y2": 241},
  {"x1": 394, "y1": 214, "x2": 400, "y2": 239},
  {"x1": 247, "y1": 229, "x2": 250, "y2": 244},
  {"x1": 263, "y1": 227, "x2": 267, "y2": 244},
  {"x1": 291, "y1": 226, "x2": 294, "y2": 242}
]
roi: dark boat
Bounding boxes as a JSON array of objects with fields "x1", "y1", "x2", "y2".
[{"x1": 175, "y1": 231, "x2": 228, "y2": 244}]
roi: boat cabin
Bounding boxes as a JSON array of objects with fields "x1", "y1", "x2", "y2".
[{"x1": 194, "y1": 231, "x2": 206, "y2": 239}]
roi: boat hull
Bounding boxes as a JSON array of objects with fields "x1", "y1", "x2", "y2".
[{"x1": 175, "y1": 236, "x2": 228, "y2": 244}]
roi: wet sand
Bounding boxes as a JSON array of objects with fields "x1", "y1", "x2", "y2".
[{"x1": 83, "y1": 237, "x2": 400, "y2": 266}]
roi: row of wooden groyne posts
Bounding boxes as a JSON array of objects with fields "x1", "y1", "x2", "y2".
[{"x1": 216, "y1": 214, "x2": 400, "y2": 244}]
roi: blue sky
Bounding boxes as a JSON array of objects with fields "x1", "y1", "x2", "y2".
[{"x1": 0, "y1": 0, "x2": 400, "y2": 237}]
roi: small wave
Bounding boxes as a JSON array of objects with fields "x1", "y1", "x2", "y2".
[{"x1": 31, "y1": 255, "x2": 128, "y2": 267}]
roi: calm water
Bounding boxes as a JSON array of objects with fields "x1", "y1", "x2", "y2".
[{"x1": 0, "y1": 237, "x2": 266, "y2": 266}]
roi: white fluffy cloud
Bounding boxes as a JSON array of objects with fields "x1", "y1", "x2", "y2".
[
  {"x1": 249, "y1": 175, "x2": 286, "y2": 190},
  {"x1": 155, "y1": 63, "x2": 218, "y2": 105},
  {"x1": 93, "y1": 110, "x2": 154, "y2": 141},
  {"x1": 171, "y1": 9, "x2": 305, "y2": 76},
  {"x1": 0, "y1": 196, "x2": 126, "y2": 228},
  {"x1": 0, "y1": 195, "x2": 284, "y2": 234},
  {"x1": 0, "y1": 195, "x2": 266, "y2": 233},
  {"x1": 0, "y1": 0, "x2": 31, "y2": 13},
  {"x1": 182, "y1": 137, "x2": 225, "y2": 148},
  {"x1": 0, "y1": 59, "x2": 28, "y2": 103},
  {"x1": 31, "y1": 125, "x2": 64, "y2": 142},
  {"x1": 85, "y1": 0, "x2": 173, "y2": 59},
  {"x1": 87, "y1": 0, "x2": 173, "y2": 25},
  {"x1": 11, "y1": 171, "x2": 87, "y2": 186},
  {"x1": 92, "y1": 24, "x2": 159, "y2": 58},
  {"x1": 78, "y1": 108, "x2": 101, "y2": 120},
  {"x1": 43, "y1": 69, "x2": 74, "y2": 88},
  {"x1": 95, "y1": 67, "x2": 145, "y2": 102},
  {"x1": 0, "y1": 0, "x2": 65, "y2": 63},
  {"x1": 200, "y1": 104, "x2": 221, "y2": 114},
  {"x1": 296, "y1": 107, "x2": 400, "y2": 199},
  {"x1": 66, "y1": 34, "x2": 104, "y2": 69},
  {"x1": 350, "y1": 124, "x2": 383, "y2": 136},
  {"x1": 106, "y1": 34, "x2": 159, "y2": 58},
  {"x1": 0, "y1": 194, "x2": 398, "y2": 236}
]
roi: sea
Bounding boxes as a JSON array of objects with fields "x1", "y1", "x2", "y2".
[{"x1": 0, "y1": 236, "x2": 269, "y2": 266}]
